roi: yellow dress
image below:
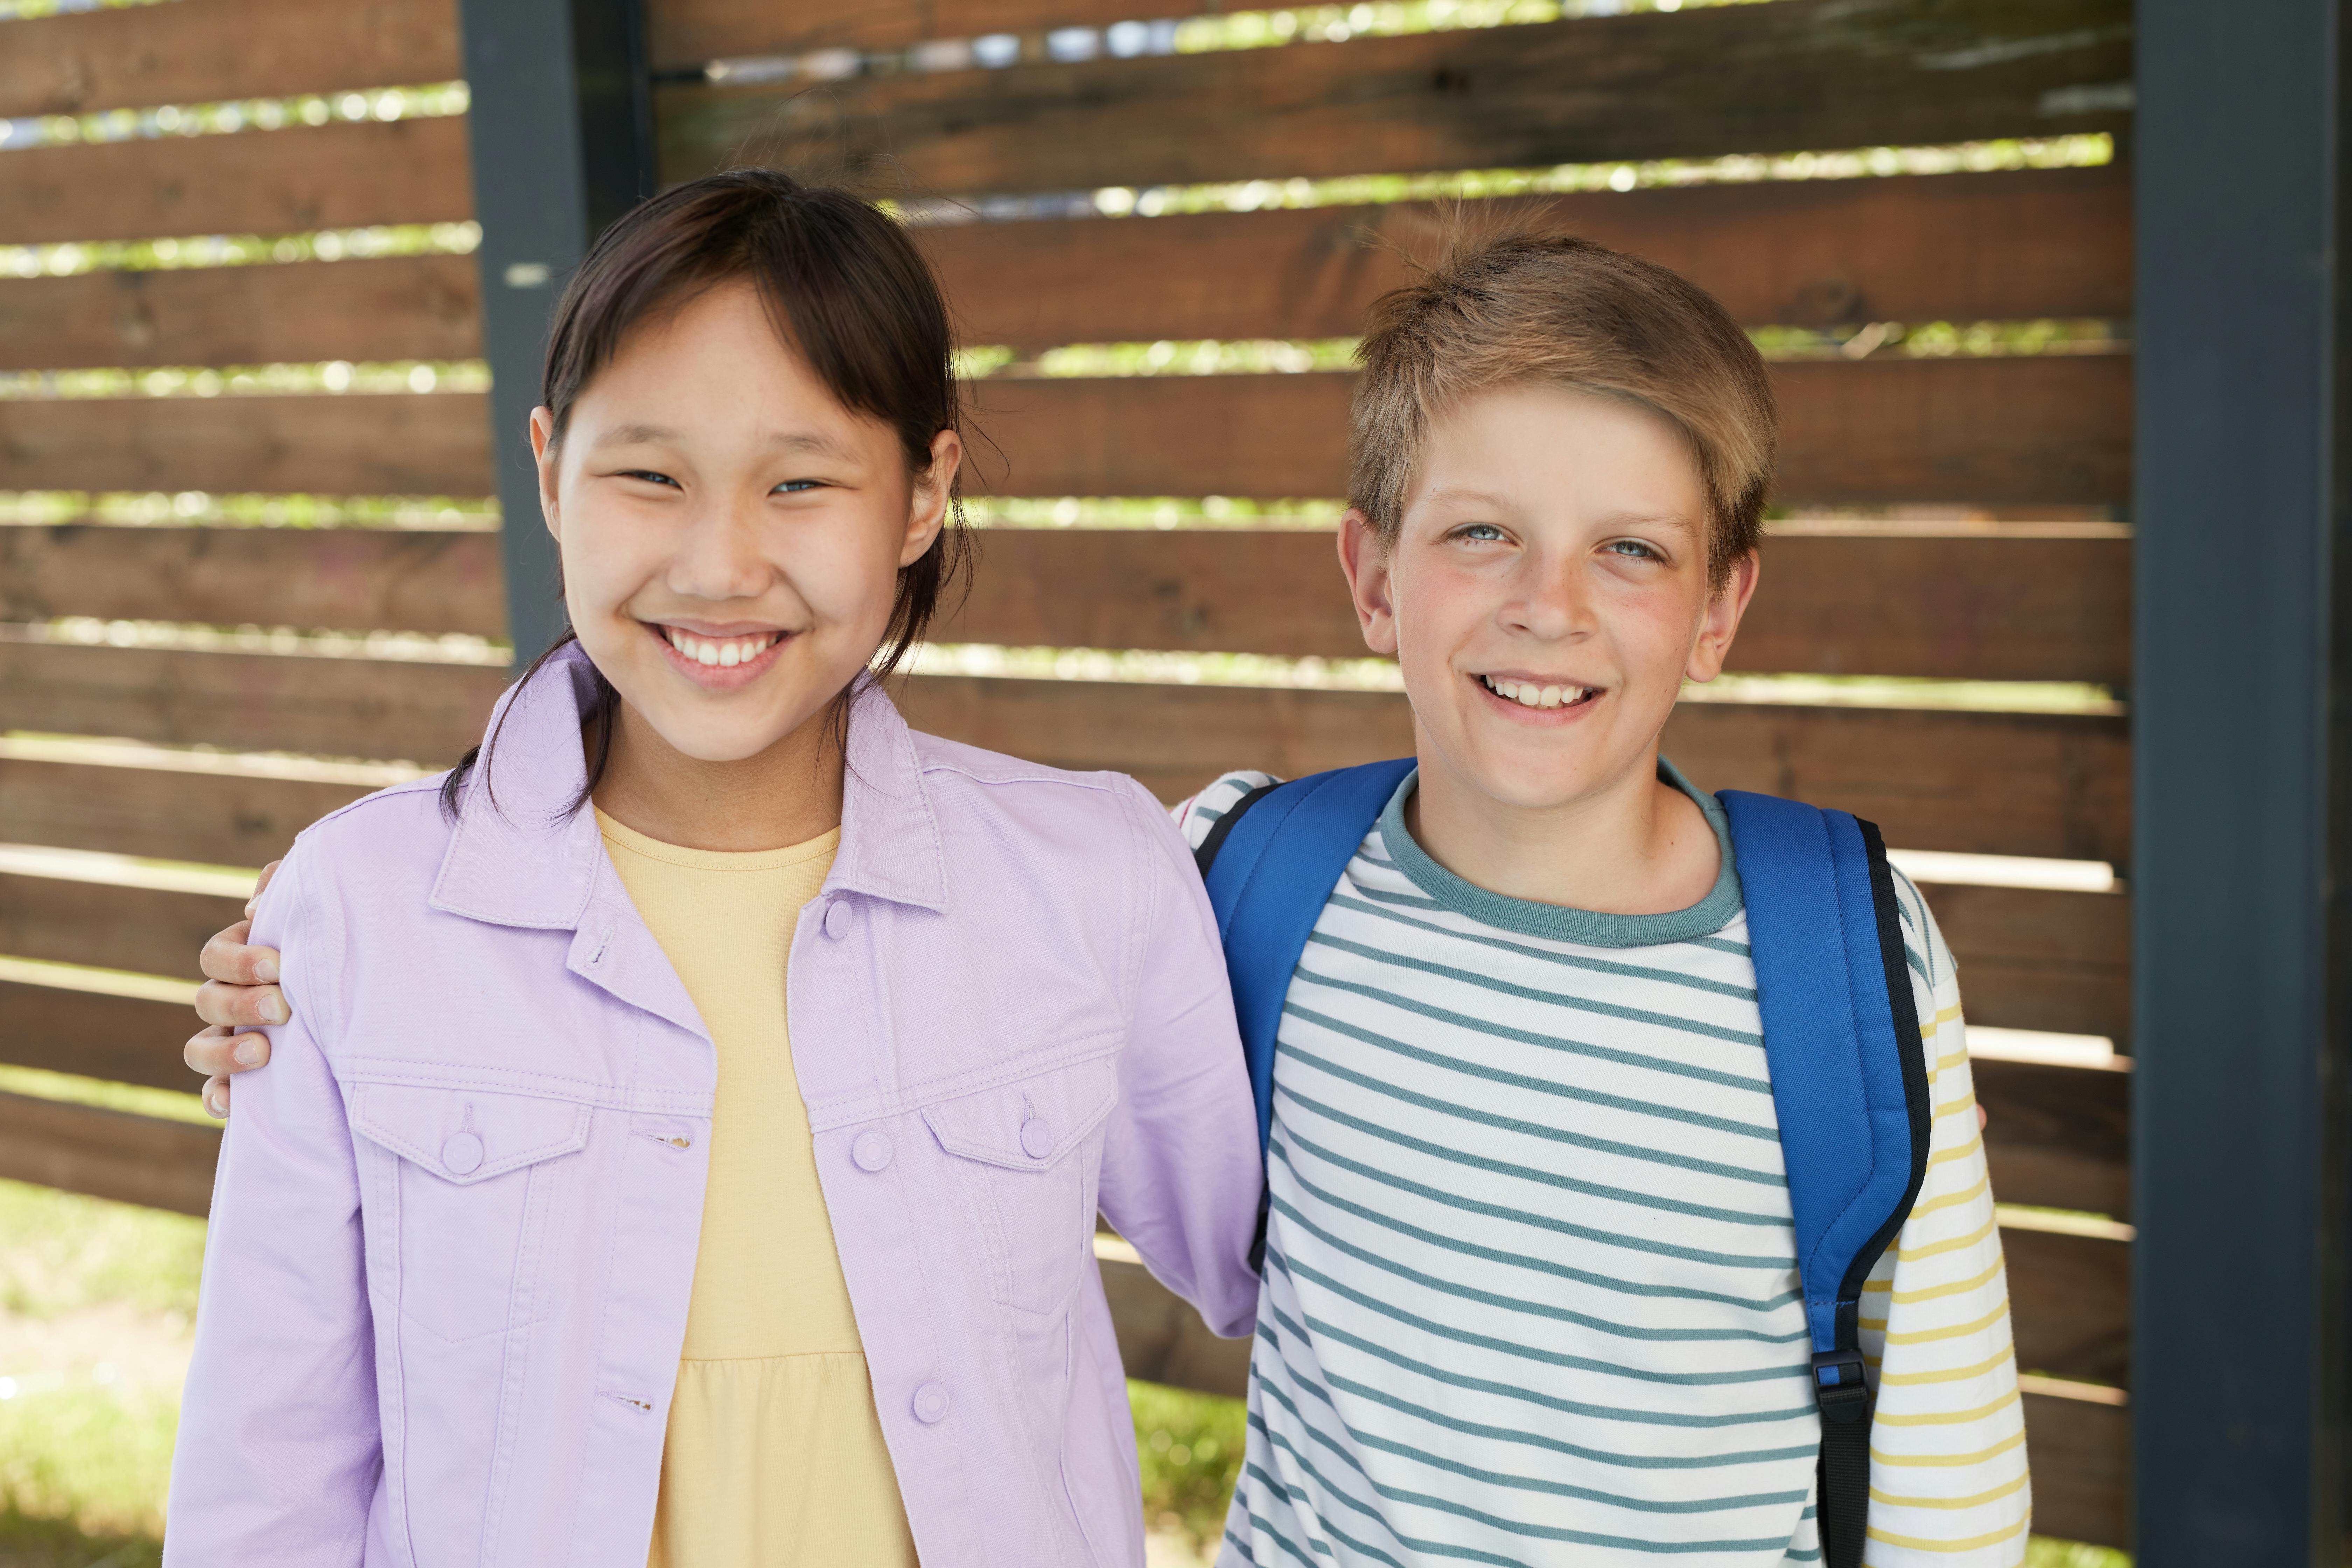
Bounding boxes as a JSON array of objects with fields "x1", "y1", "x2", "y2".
[{"x1": 596, "y1": 811, "x2": 920, "y2": 1568}]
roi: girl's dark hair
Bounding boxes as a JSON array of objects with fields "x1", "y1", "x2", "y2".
[{"x1": 442, "y1": 169, "x2": 974, "y2": 820}]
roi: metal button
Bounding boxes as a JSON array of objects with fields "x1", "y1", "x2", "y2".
[
  {"x1": 912, "y1": 1381, "x2": 950, "y2": 1423},
  {"x1": 852, "y1": 1131, "x2": 892, "y2": 1172},
  {"x1": 441, "y1": 1131, "x2": 484, "y2": 1175},
  {"x1": 1019, "y1": 1117, "x2": 1055, "y2": 1160},
  {"x1": 823, "y1": 901, "x2": 852, "y2": 939}
]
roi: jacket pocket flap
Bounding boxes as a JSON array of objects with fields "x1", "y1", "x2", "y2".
[
  {"x1": 922, "y1": 1056, "x2": 1118, "y2": 1171},
  {"x1": 349, "y1": 1083, "x2": 591, "y2": 1185}
]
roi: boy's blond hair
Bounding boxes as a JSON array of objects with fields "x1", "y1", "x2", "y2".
[{"x1": 1349, "y1": 226, "x2": 1777, "y2": 583}]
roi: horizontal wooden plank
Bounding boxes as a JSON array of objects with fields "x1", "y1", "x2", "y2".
[
  {"x1": 928, "y1": 167, "x2": 2134, "y2": 349},
  {"x1": 1923, "y1": 883, "x2": 2130, "y2": 1042},
  {"x1": 0, "y1": 526, "x2": 506, "y2": 637},
  {"x1": 2022, "y1": 1390, "x2": 2130, "y2": 1548},
  {"x1": 0, "y1": 114, "x2": 472, "y2": 247},
  {"x1": 0, "y1": 874, "x2": 242, "y2": 982},
  {"x1": 0, "y1": 982, "x2": 196, "y2": 1094},
  {"x1": 0, "y1": 392, "x2": 494, "y2": 496},
  {"x1": 937, "y1": 528, "x2": 2129, "y2": 684},
  {"x1": 1099, "y1": 1253, "x2": 1251, "y2": 1399},
  {"x1": 0, "y1": 642, "x2": 507, "y2": 765},
  {"x1": 0, "y1": 647, "x2": 2127, "y2": 859},
  {"x1": 0, "y1": 754, "x2": 371, "y2": 866},
  {"x1": 0, "y1": 253, "x2": 483, "y2": 372},
  {"x1": 660, "y1": 0, "x2": 2132, "y2": 196},
  {"x1": 0, "y1": 0, "x2": 461, "y2": 120},
  {"x1": 967, "y1": 356, "x2": 2130, "y2": 507},
  {"x1": 894, "y1": 674, "x2": 2129, "y2": 861},
  {"x1": 0, "y1": 359, "x2": 2122, "y2": 507},
  {"x1": 2006, "y1": 1226, "x2": 2129, "y2": 1387},
  {"x1": 0, "y1": 1090, "x2": 218, "y2": 1215},
  {"x1": 1657, "y1": 699, "x2": 2129, "y2": 863},
  {"x1": 1976, "y1": 1058, "x2": 2129, "y2": 1220},
  {"x1": 649, "y1": 0, "x2": 1206, "y2": 68}
]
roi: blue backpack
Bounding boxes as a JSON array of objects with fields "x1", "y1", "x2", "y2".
[{"x1": 1194, "y1": 758, "x2": 1931, "y2": 1568}]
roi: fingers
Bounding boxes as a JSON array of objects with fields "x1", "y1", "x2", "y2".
[
  {"x1": 200, "y1": 919, "x2": 281, "y2": 986},
  {"x1": 195, "y1": 975, "x2": 288, "y2": 1030},
  {"x1": 186, "y1": 1022, "x2": 270, "y2": 1076},
  {"x1": 244, "y1": 859, "x2": 283, "y2": 920},
  {"x1": 1977, "y1": 1104, "x2": 1988, "y2": 1133},
  {"x1": 203, "y1": 1074, "x2": 231, "y2": 1120}
]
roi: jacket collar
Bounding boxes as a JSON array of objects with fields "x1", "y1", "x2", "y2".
[{"x1": 430, "y1": 645, "x2": 949, "y2": 931}]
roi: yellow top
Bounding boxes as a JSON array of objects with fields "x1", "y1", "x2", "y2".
[{"x1": 596, "y1": 810, "x2": 919, "y2": 1568}]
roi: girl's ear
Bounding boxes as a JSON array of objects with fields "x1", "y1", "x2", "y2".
[
  {"x1": 1684, "y1": 546, "x2": 1760, "y2": 685},
  {"x1": 529, "y1": 407, "x2": 562, "y2": 541},
  {"x1": 901, "y1": 427, "x2": 962, "y2": 567},
  {"x1": 1337, "y1": 508, "x2": 1401, "y2": 657}
]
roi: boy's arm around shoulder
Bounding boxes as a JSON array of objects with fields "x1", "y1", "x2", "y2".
[
  {"x1": 1094, "y1": 775, "x2": 1264, "y2": 1339},
  {"x1": 1856, "y1": 874, "x2": 2031, "y2": 1566},
  {"x1": 166, "y1": 843, "x2": 380, "y2": 1567}
]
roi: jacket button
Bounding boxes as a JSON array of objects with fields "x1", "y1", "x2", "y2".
[
  {"x1": 1019, "y1": 1117, "x2": 1055, "y2": 1160},
  {"x1": 823, "y1": 901, "x2": 852, "y2": 939},
  {"x1": 912, "y1": 1381, "x2": 950, "y2": 1423},
  {"x1": 852, "y1": 1131, "x2": 892, "y2": 1172},
  {"x1": 441, "y1": 1132, "x2": 484, "y2": 1175}
]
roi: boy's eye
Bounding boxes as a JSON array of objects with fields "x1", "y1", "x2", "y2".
[
  {"x1": 1454, "y1": 523, "x2": 1507, "y2": 542},
  {"x1": 1605, "y1": 539, "x2": 1662, "y2": 561}
]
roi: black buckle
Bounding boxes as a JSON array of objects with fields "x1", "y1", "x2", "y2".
[{"x1": 1810, "y1": 1348, "x2": 1871, "y2": 1424}]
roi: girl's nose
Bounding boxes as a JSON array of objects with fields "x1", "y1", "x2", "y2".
[{"x1": 669, "y1": 497, "x2": 772, "y2": 601}]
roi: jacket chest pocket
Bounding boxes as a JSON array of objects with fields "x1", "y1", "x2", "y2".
[
  {"x1": 922, "y1": 1055, "x2": 1118, "y2": 1316},
  {"x1": 349, "y1": 1082, "x2": 593, "y2": 1345}
]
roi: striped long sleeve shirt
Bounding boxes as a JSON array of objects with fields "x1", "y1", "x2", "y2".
[{"x1": 1175, "y1": 763, "x2": 2029, "y2": 1568}]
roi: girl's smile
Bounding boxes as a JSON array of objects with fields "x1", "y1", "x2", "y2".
[{"x1": 650, "y1": 621, "x2": 793, "y2": 690}]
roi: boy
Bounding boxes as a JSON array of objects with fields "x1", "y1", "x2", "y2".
[
  {"x1": 188, "y1": 231, "x2": 2024, "y2": 1564},
  {"x1": 1171, "y1": 232, "x2": 2026, "y2": 1566}
]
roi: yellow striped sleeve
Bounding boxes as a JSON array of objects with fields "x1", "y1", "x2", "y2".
[{"x1": 1865, "y1": 882, "x2": 2030, "y2": 1566}]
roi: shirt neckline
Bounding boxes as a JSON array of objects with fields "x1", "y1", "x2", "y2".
[
  {"x1": 1373, "y1": 758, "x2": 1743, "y2": 949},
  {"x1": 594, "y1": 808, "x2": 842, "y2": 873}
]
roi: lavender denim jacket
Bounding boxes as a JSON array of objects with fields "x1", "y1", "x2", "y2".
[{"x1": 164, "y1": 649, "x2": 1263, "y2": 1567}]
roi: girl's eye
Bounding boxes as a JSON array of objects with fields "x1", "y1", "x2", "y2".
[
  {"x1": 618, "y1": 469, "x2": 681, "y2": 489},
  {"x1": 772, "y1": 479, "x2": 825, "y2": 495}
]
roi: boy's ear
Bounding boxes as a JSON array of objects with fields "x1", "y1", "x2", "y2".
[
  {"x1": 529, "y1": 407, "x2": 561, "y2": 541},
  {"x1": 1336, "y1": 509, "x2": 1400, "y2": 657},
  {"x1": 1685, "y1": 547, "x2": 1760, "y2": 684}
]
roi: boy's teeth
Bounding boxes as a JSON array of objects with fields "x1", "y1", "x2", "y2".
[{"x1": 1483, "y1": 673, "x2": 1593, "y2": 708}]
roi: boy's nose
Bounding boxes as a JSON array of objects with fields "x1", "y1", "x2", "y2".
[{"x1": 1502, "y1": 560, "x2": 1592, "y2": 639}]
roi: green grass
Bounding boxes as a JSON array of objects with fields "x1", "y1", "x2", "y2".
[{"x1": 0, "y1": 1177, "x2": 2131, "y2": 1564}]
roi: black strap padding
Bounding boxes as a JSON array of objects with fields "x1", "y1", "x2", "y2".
[{"x1": 1193, "y1": 779, "x2": 1281, "y2": 877}]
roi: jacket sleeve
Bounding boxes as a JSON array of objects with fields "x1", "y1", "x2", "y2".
[
  {"x1": 1094, "y1": 776, "x2": 1265, "y2": 1340},
  {"x1": 1855, "y1": 873, "x2": 2032, "y2": 1565},
  {"x1": 165, "y1": 844, "x2": 381, "y2": 1566}
]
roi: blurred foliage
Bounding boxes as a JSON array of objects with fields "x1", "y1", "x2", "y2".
[{"x1": 1129, "y1": 1380, "x2": 1246, "y2": 1555}]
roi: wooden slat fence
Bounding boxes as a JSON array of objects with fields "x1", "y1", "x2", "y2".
[{"x1": 0, "y1": 0, "x2": 2136, "y2": 1547}]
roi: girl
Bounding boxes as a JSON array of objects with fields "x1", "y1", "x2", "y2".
[{"x1": 164, "y1": 171, "x2": 1261, "y2": 1567}]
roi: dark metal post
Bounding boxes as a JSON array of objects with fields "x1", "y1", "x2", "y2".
[
  {"x1": 2134, "y1": 1, "x2": 2351, "y2": 1561},
  {"x1": 456, "y1": 0, "x2": 656, "y2": 668}
]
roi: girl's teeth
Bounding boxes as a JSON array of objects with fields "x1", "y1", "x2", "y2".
[
  {"x1": 696, "y1": 642, "x2": 719, "y2": 666},
  {"x1": 1539, "y1": 686, "x2": 1561, "y2": 708},
  {"x1": 1516, "y1": 685, "x2": 1540, "y2": 707},
  {"x1": 718, "y1": 643, "x2": 741, "y2": 668}
]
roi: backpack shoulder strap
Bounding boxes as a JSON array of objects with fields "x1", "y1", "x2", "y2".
[
  {"x1": 1196, "y1": 759, "x2": 1416, "y2": 1157},
  {"x1": 1717, "y1": 790, "x2": 1932, "y2": 1568}
]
